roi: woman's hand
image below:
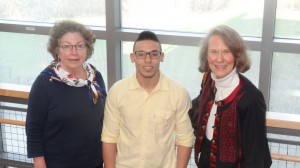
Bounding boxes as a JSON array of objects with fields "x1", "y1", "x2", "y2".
[{"x1": 33, "y1": 156, "x2": 46, "y2": 168}]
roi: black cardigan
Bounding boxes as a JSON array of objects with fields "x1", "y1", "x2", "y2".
[{"x1": 189, "y1": 73, "x2": 272, "y2": 168}]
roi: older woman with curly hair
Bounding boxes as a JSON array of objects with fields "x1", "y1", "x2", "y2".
[
  {"x1": 26, "y1": 20, "x2": 106, "y2": 168},
  {"x1": 189, "y1": 25, "x2": 272, "y2": 168}
]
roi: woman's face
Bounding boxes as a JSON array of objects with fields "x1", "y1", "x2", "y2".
[
  {"x1": 57, "y1": 32, "x2": 87, "y2": 74},
  {"x1": 207, "y1": 35, "x2": 235, "y2": 79}
]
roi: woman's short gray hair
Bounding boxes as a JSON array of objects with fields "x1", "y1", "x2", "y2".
[{"x1": 47, "y1": 20, "x2": 96, "y2": 60}]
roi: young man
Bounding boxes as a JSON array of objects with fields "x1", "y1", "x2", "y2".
[{"x1": 102, "y1": 31, "x2": 194, "y2": 168}]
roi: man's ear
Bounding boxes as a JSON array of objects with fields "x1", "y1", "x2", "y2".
[
  {"x1": 160, "y1": 52, "x2": 165, "y2": 62},
  {"x1": 130, "y1": 53, "x2": 135, "y2": 63}
]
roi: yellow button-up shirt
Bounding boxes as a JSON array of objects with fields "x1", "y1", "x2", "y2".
[{"x1": 102, "y1": 73, "x2": 194, "y2": 168}]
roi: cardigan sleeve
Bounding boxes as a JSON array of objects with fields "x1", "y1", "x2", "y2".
[
  {"x1": 26, "y1": 74, "x2": 49, "y2": 158},
  {"x1": 188, "y1": 73, "x2": 209, "y2": 136},
  {"x1": 238, "y1": 88, "x2": 272, "y2": 168},
  {"x1": 188, "y1": 94, "x2": 201, "y2": 136}
]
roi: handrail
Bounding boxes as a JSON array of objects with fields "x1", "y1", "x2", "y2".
[
  {"x1": 266, "y1": 112, "x2": 300, "y2": 131},
  {"x1": 0, "y1": 83, "x2": 28, "y2": 126},
  {"x1": 271, "y1": 153, "x2": 300, "y2": 162},
  {"x1": 0, "y1": 83, "x2": 30, "y2": 99},
  {"x1": 0, "y1": 118, "x2": 25, "y2": 126},
  {"x1": 1, "y1": 85, "x2": 300, "y2": 163}
]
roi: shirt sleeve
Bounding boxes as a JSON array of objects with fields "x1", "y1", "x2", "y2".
[
  {"x1": 101, "y1": 84, "x2": 121, "y2": 143},
  {"x1": 175, "y1": 87, "x2": 195, "y2": 147},
  {"x1": 26, "y1": 74, "x2": 49, "y2": 158}
]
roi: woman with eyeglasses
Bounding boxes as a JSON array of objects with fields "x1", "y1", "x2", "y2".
[
  {"x1": 26, "y1": 20, "x2": 106, "y2": 168},
  {"x1": 189, "y1": 25, "x2": 272, "y2": 168}
]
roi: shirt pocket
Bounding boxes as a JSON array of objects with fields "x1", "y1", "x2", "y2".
[{"x1": 154, "y1": 110, "x2": 174, "y2": 134}]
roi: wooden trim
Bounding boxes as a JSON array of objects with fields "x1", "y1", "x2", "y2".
[
  {"x1": 267, "y1": 119, "x2": 300, "y2": 131},
  {"x1": 272, "y1": 153, "x2": 300, "y2": 162},
  {"x1": 0, "y1": 88, "x2": 29, "y2": 99},
  {"x1": 0, "y1": 118, "x2": 25, "y2": 126},
  {"x1": 0, "y1": 83, "x2": 30, "y2": 99},
  {"x1": 266, "y1": 112, "x2": 300, "y2": 131}
]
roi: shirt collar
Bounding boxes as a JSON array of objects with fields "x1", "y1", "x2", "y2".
[{"x1": 129, "y1": 72, "x2": 169, "y2": 91}]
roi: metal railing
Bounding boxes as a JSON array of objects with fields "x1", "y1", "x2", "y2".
[{"x1": 0, "y1": 83, "x2": 32, "y2": 167}]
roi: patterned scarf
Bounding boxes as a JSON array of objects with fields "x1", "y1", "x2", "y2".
[{"x1": 44, "y1": 61, "x2": 106, "y2": 104}]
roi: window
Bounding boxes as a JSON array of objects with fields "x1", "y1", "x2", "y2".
[
  {"x1": 0, "y1": 0, "x2": 300, "y2": 167},
  {"x1": 87, "y1": 40, "x2": 108, "y2": 87},
  {"x1": 0, "y1": 0, "x2": 106, "y2": 26},
  {"x1": 121, "y1": 0, "x2": 263, "y2": 36},
  {"x1": 0, "y1": 32, "x2": 107, "y2": 87},
  {"x1": 270, "y1": 52, "x2": 300, "y2": 114},
  {"x1": 0, "y1": 32, "x2": 51, "y2": 85},
  {"x1": 275, "y1": 0, "x2": 300, "y2": 39}
]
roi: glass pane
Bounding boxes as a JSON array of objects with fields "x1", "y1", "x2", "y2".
[
  {"x1": 87, "y1": 40, "x2": 107, "y2": 87},
  {"x1": 244, "y1": 51, "x2": 260, "y2": 87},
  {"x1": 0, "y1": 0, "x2": 105, "y2": 26},
  {"x1": 122, "y1": 0, "x2": 263, "y2": 36},
  {"x1": 275, "y1": 0, "x2": 300, "y2": 39},
  {"x1": 270, "y1": 53, "x2": 300, "y2": 114},
  {"x1": 0, "y1": 32, "x2": 107, "y2": 87},
  {"x1": 122, "y1": 42, "x2": 260, "y2": 99}
]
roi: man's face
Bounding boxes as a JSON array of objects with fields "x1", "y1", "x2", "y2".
[{"x1": 130, "y1": 40, "x2": 164, "y2": 80}]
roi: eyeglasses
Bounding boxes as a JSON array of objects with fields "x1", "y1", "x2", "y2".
[
  {"x1": 134, "y1": 50, "x2": 161, "y2": 59},
  {"x1": 59, "y1": 44, "x2": 86, "y2": 51}
]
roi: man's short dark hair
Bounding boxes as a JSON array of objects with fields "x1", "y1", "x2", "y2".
[{"x1": 133, "y1": 31, "x2": 162, "y2": 51}]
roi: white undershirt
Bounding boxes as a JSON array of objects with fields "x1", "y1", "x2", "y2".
[{"x1": 206, "y1": 68, "x2": 240, "y2": 140}]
